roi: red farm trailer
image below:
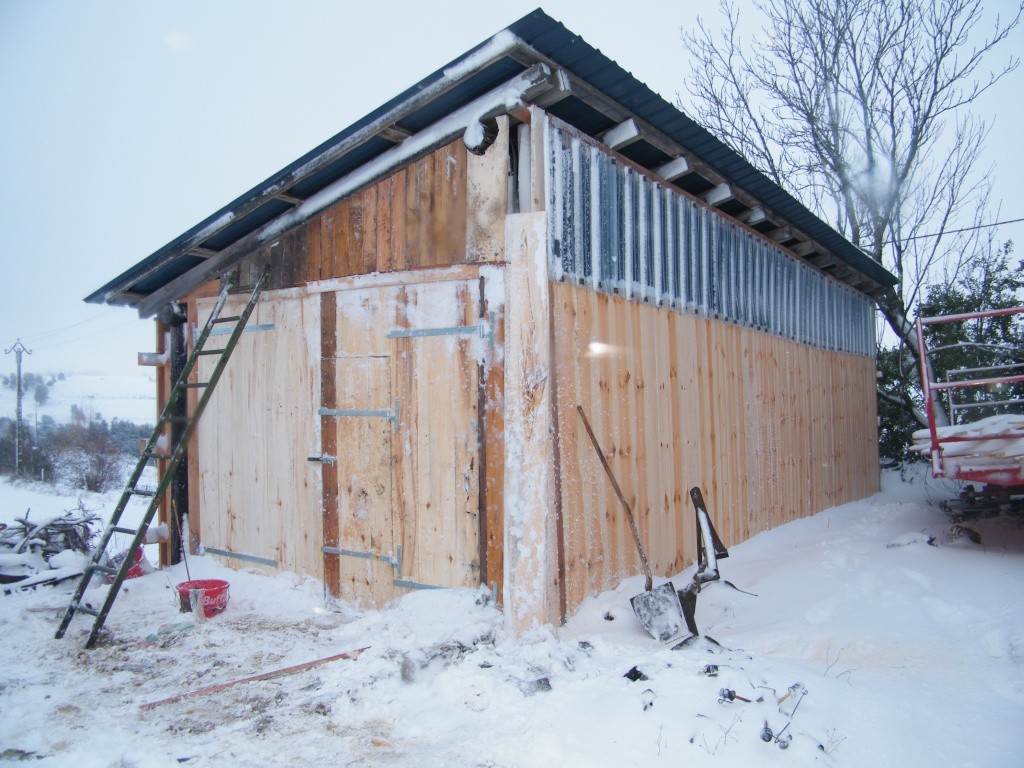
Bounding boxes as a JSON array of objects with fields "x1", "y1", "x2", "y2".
[{"x1": 913, "y1": 306, "x2": 1024, "y2": 516}]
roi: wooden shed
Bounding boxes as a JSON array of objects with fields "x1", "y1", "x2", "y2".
[{"x1": 87, "y1": 10, "x2": 896, "y2": 632}]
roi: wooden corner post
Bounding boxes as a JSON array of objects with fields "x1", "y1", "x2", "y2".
[{"x1": 502, "y1": 206, "x2": 560, "y2": 633}]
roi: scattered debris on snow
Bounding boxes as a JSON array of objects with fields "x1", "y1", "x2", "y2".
[{"x1": 1, "y1": 467, "x2": 1023, "y2": 767}]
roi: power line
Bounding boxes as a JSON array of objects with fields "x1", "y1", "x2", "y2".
[
  {"x1": 17, "y1": 312, "x2": 112, "y2": 343},
  {"x1": 894, "y1": 216, "x2": 1024, "y2": 243},
  {"x1": 30, "y1": 318, "x2": 142, "y2": 351}
]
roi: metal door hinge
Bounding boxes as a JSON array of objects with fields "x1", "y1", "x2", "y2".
[{"x1": 318, "y1": 399, "x2": 400, "y2": 432}]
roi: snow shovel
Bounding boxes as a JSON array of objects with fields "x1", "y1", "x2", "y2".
[{"x1": 576, "y1": 406, "x2": 686, "y2": 641}]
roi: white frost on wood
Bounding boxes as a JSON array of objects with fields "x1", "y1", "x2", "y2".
[{"x1": 502, "y1": 211, "x2": 556, "y2": 634}]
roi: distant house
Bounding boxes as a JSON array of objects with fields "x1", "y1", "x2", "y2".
[{"x1": 87, "y1": 9, "x2": 895, "y2": 632}]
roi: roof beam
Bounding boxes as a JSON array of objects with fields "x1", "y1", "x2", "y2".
[
  {"x1": 600, "y1": 119, "x2": 642, "y2": 150},
  {"x1": 792, "y1": 241, "x2": 819, "y2": 258},
  {"x1": 273, "y1": 192, "x2": 305, "y2": 206},
  {"x1": 703, "y1": 183, "x2": 734, "y2": 208},
  {"x1": 742, "y1": 206, "x2": 769, "y2": 226},
  {"x1": 654, "y1": 157, "x2": 690, "y2": 181},
  {"x1": 136, "y1": 64, "x2": 556, "y2": 318},
  {"x1": 378, "y1": 125, "x2": 413, "y2": 144}
]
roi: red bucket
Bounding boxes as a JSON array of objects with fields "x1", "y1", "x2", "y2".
[{"x1": 176, "y1": 579, "x2": 230, "y2": 618}]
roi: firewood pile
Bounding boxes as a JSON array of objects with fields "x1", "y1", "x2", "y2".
[{"x1": 0, "y1": 505, "x2": 100, "y2": 589}]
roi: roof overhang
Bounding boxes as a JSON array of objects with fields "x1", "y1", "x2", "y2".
[{"x1": 86, "y1": 9, "x2": 897, "y2": 317}]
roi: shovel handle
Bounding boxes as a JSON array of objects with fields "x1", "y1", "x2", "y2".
[{"x1": 576, "y1": 405, "x2": 653, "y2": 589}]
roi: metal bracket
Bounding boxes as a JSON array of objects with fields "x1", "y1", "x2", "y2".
[
  {"x1": 193, "y1": 322, "x2": 276, "y2": 338},
  {"x1": 200, "y1": 545, "x2": 277, "y2": 568},
  {"x1": 393, "y1": 579, "x2": 446, "y2": 591},
  {"x1": 209, "y1": 322, "x2": 276, "y2": 337},
  {"x1": 322, "y1": 545, "x2": 399, "y2": 571},
  {"x1": 386, "y1": 314, "x2": 495, "y2": 348},
  {"x1": 307, "y1": 454, "x2": 337, "y2": 465},
  {"x1": 318, "y1": 398, "x2": 400, "y2": 432}
]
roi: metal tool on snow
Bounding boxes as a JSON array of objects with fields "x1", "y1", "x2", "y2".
[
  {"x1": 718, "y1": 688, "x2": 752, "y2": 704},
  {"x1": 778, "y1": 682, "x2": 807, "y2": 717},
  {"x1": 761, "y1": 721, "x2": 792, "y2": 749},
  {"x1": 577, "y1": 406, "x2": 687, "y2": 642},
  {"x1": 674, "y1": 487, "x2": 742, "y2": 639}
]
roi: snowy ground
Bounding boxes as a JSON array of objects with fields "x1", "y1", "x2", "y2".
[
  {"x1": 0, "y1": 373, "x2": 156, "y2": 426},
  {"x1": 1, "y1": 468, "x2": 1023, "y2": 767}
]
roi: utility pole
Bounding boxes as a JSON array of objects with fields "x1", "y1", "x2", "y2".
[{"x1": 5, "y1": 340, "x2": 31, "y2": 474}]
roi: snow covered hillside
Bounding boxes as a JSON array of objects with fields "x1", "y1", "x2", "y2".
[
  {"x1": 1, "y1": 468, "x2": 1022, "y2": 767},
  {"x1": 0, "y1": 373, "x2": 156, "y2": 426}
]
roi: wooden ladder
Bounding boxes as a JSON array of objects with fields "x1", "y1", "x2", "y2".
[{"x1": 55, "y1": 268, "x2": 269, "y2": 648}]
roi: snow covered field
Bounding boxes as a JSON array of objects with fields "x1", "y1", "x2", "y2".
[
  {"x1": 0, "y1": 373, "x2": 156, "y2": 426},
  {"x1": 1, "y1": 468, "x2": 1022, "y2": 767}
]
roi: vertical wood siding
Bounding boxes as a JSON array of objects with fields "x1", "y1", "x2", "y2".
[
  {"x1": 237, "y1": 125, "x2": 509, "y2": 291},
  {"x1": 194, "y1": 294, "x2": 323, "y2": 581},
  {"x1": 552, "y1": 282, "x2": 879, "y2": 616}
]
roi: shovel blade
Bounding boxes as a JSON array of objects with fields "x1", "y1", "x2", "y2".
[{"x1": 630, "y1": 581, "x2": 686, "y2": 641}]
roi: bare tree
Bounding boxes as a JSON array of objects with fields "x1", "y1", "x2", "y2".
[{"x1": 682, "y1": 0, "x2": 1021, "y2": 427}]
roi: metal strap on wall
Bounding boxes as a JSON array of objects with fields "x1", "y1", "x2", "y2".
[
  {"x1": 321, "y1": 543, "x2": 448, "y2": 590},
  {"x1": 318, "y1": 399, "x2": 400, "y2": 432},
  {"x1": 322, "y1": 545, "x2": 399, "y2": 570},
  {"x1": 386, "y1": 314, "x2": 496, "y2": 347},
  {"x1": 201, "y1": 545, "x2": 277, "y2": 568},
  {"x1": 545, "y1": 121, "x2": 876, "y2": 357},
  {"x1": 209, "y1": 322, "x2": 277, "y2": 337}
]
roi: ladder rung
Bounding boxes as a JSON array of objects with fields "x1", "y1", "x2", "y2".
[
  {"x1": 72, "y1": 602, "x2": 100, "y2": 617},
  {"x1": 127, "y1": 487, "x2": 156, "y2": 497},
  {"x1": 88, "y1": 564, "x2": 118, "y2": 576},
  {"x1": 186, "y1": 382, "x2": 209, "y2": 388},
  {"x1": 213, "y1": 316, "x2": 242, "y2": 323},
  {"x1": 112, "y1": 525, "x2": 139, "y2": 535},
  {"x1": 144, "y1": 451, "x2": 174, "y2": 461},
  {"x1": 197, "y1": 349, "x2": 225, "y2": 356}
]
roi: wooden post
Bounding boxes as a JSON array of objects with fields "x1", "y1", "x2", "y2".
[
  {"x1": 502, "y1": 210, "x2": 559, "y2": 632},
  {"x1": 167, "y1": 305, "x2": 189, "y2": 564}
]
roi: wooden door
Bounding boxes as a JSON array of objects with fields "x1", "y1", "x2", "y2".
[
  {"x1": 323, "y1": 355, "x2": 397, "y2": 607},
  {"x1": 393, "y1": 325, "x2": 482, "y2": 591},
  {"x1": 194, "y1": 293, "x2": 322, "y2": 580},
  {"x1": 321, "y1": 279, "x2": 484, "y2": 605}
]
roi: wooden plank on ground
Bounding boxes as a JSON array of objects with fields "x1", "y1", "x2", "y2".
[{"x1": 140, "y1": 647, "x2": 368, "y2": 710}]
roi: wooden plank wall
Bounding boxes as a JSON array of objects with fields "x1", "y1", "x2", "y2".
[
  {"x1": 236, "y1": 124, "x2": 509, "y2": 292},
  {"x1": 193, "y1": 294, "x2": 323, "y2": 581},
  {"x1": 551, "y1": 282, "x2": 879, "y2": 615}
]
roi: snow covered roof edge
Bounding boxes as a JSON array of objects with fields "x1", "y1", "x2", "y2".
[{"x1": 85, "y1": 8, "x2": 897, "y2": 315}]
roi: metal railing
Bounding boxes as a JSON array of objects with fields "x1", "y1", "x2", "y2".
[{"x1": 914, "y1": 306, "x2": 1024, "y2": 482}]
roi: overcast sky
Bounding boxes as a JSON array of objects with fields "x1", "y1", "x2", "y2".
[{"x1": 2, "y1": 0, "x2": 1022, "y2": 382}]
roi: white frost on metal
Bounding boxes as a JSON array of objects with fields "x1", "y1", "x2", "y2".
[{"x1": 442, "y1": 30, "x2": 521, "y2": 81}]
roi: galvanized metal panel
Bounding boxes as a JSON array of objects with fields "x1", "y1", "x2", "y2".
[{"x1": 546, "y1": 122, "x2": 875, "y2": 357}]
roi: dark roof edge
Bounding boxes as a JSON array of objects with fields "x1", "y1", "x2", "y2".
[
  {"x1": 504, "y1": 10, "x2": 896, "y2": 291},
  {"x1": 86, "y1": 7, "x2": 896, "y2": 309}
]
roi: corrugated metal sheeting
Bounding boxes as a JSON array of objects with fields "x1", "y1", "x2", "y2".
[{"x1": 546, "y1": 122, "x2": 875, "y2": 358}]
